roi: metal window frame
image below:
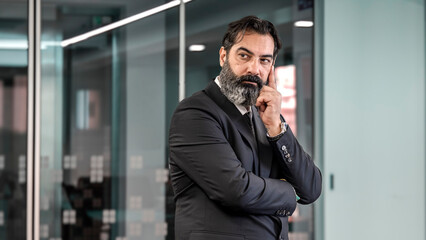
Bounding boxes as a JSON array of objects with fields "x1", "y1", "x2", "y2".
[
  {"x1": 26, "y1": 0, "x2": 34, "y2": 238},
  {"x1": 179, "y1": 0, "x2": 186, "y2": 101},
  {"x1": 27, "y1": 0, "x2": 41, "y2": 239},
  {"x1": 313, "y1": 1, "x2": 324, "y2": 240}
]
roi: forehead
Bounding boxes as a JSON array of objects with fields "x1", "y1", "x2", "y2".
[{"x1": 231, "y1": 31, "x2": 275, "y2": 56}]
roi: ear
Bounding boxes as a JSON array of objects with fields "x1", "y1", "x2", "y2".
[{"x1": 219, "y1": 46, "x2": 226, "y2": 67}]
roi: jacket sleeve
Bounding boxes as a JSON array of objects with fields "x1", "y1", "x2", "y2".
[
  {"x1": 169, "y1": 106, "x2": 297, "y2": 216},
  {"x1": 270, "y1": 125, "x2": 322, "y2": 204}
]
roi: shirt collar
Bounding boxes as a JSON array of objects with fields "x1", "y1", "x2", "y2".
[{"x1": 214, "y1": 76, "x2": 251, "y2": 116}]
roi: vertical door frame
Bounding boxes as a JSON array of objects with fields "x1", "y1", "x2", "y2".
[
  {"x1": 26, "y1": 0, "x2": 34, "y2": 237},
  {"x1": 313, "y1": 1, "x2": 324, "y2": 240},
  {"x1": 27, "y1": 0, "x2": 41, "y2": 239},
  {"x1": 179, "y1": 0, "x2": 186, "y2": 101}
]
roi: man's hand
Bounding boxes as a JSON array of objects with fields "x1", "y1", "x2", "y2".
[{"x1": 255, "y1": 66, "x2": 282, "y2": 137}]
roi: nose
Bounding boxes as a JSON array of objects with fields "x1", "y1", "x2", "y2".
[{"x1": 246, "y1": 58, "x2": 260, "y2": 76}]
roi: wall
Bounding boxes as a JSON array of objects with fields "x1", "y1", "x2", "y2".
[{"x1": 320, "y1": 0, "x2": 425, "y2": 239}]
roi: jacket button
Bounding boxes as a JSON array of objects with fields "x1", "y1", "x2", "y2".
[
  {"x1": 281, "y1": 145, "x2": 287, "y2": 151},
  {"x1": 287, "y1": 158, "x2": 292, "y2": 163}
]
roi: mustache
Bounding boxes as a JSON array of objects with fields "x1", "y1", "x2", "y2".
[{"x1": 237, "y1": 75, "x2": 264, "y2": 88}]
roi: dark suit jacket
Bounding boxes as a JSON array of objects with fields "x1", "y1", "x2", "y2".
[{"x1": 169, "y1": 81, "x2": 322, "y2": 240}]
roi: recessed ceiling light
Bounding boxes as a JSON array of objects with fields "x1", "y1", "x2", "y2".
[
  {"x1": 0, "y1": 40, "x2": 28, "y2": 50},
  {"x1": 189, "y1": 44, "x2": 206, "y2": 52},
  {"x1": 294, "y1": 21, "x2": 314, "y2": 28}
]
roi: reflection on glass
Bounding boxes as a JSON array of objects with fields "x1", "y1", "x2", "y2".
[
  {"x1": 0, "y1": 0, "x2": 28, "y2": 239},
  {"x1": 276, "y1": 65, "x2": 297, "y2": 135},
  {"x1": 76, "y1": 90, "x2": 101, "y2": 130}
]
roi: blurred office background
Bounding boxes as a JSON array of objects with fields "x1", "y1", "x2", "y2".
[{"x1": 0, "y1": 0, "x2": 424, "y2": 240}]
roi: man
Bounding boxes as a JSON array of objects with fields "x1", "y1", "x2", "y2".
[{"x1": 169, "y1": 16, "x2": 322, "y2": 240}]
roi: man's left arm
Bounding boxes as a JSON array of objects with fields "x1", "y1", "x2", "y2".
[
  {"x1": 270, "y1": 125, "x2": 322, "y2": 204},
  {"x1": 256, "y1": 66, "x2": 322, "y2": 204}
]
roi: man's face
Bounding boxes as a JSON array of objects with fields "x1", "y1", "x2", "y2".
[
  {"x1": 220, "y1": 32, "x2": 275, "y2": 83},
  {"x1": 218, "y1": 32, "x2": 275, "y2": 107}
]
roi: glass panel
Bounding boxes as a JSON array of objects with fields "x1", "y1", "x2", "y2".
[
  {"x1": 40, "y1": 1, "x2": 179, "y2": 239},
  {"x1": 0, "y1": 0, "x2": 28, "y2": 239},
  {"x1": 185, "y1": 1, "x2": 314, "y2": 239}
]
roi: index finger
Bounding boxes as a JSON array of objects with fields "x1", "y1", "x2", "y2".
[{"x1": 267, "y1": 66, "x2": 276, "y2": 90}]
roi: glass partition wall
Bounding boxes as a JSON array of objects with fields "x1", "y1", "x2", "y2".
[
  {"x1": 0, "y1": 1, "x2": 28, "y2": 239},
  {"x1": 39, "y1": 1, "x2": 179, "y2": 240},
  {"x1": 2, "y1": 0, "x2": 316, "y2": 239},
  {"x1": 183, "y1": 1, "x2": 315, "y2": 239}
]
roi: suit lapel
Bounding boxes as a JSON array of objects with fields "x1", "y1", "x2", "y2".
[
  {"x1": 204, "y1": 81, "x2": 259, "y2": 167},
  {"x1": 252, "y1": 106, "x2": 273, "y2": 178}
]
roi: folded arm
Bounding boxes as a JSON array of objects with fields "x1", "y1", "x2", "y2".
[
  {"x1": 169, "y1": 107, "x2": 297, "y2": 216},
  {"x1": 270, "y1": 125, "x2": 322, "y2": 204}
]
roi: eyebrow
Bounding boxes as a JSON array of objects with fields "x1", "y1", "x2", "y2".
[{"x1": 237, "y1": 47, "x2": 273, "y2": 59}]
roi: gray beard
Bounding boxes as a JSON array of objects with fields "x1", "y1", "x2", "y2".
[{"x1": 218, "y1": 60, "x2": 263, "y2": 108}]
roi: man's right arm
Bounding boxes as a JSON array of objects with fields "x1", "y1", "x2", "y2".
[{"x1": 169, "y1": 106, "x2": 297, "y2": 217}]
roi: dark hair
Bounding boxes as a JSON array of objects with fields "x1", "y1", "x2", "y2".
[{"x1": 222, "y1": 16, "x2": 282, "y2": 58}]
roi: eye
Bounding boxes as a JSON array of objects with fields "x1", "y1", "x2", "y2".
[
  {"x1": 239, "y1": 53, "x2": 248, "y2": 59},
  {"x1": 260, "y1": 58, "x2": 271, "y2": 64}
]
